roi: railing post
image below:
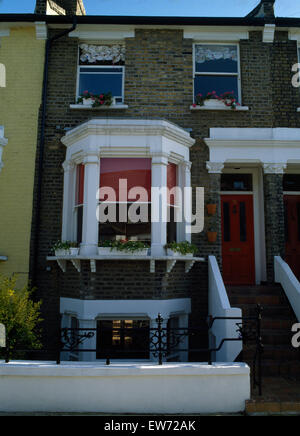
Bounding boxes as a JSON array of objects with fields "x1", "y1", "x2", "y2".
[
  {"x1": 56, "y1": 327, "x2": 61, "y2": 365},
  {"x1": 156, "y1": 313, "x2": 163, "y2": 365},
  {"x1": 256, "y1": 304, "x2": 263, "y2": 396}
]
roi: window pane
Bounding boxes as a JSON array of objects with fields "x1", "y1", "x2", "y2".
[
  {"x1": 240, "y1": 202, "x2": 247, "y2": 242},
  {"x1": 100, "y1": 158, "x2": 152, "y2": 201},
  {"x1": 283, "y1": 174, "x2": 300, "y2": 191},
  {"x1": 96, "y1": 320, "x2": 150, "y2": 359},
  {"x1": 79, "y1": 73, "x2": 123, "y2": 97},
  {"x1": 80, "y1": 67, "x2": 123, "y2": 73},
  {"x1": 195, "y1": 45, "x2": 238, "y2": 73},
  {"x1": 223, "y1": 202, "x2": 231, "y2": 242},
  {"x1": 194, "y1": 75, "x2": 238, "y2": 100},
  {"x1": 221, "y1": 174, "x2": 253, "y2": 192}
]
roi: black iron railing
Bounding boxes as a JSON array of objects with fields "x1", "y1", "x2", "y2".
[{"x1": 1, "y1": 305, "x2": 263, "y2": 395}]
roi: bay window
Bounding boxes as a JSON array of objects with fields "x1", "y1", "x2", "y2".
[{"x1": 61, "y1": 119, "x2": 195, "y2": 257}]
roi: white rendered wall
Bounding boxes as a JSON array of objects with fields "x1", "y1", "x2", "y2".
[{"x1": 0, "y1": 361, "x2": 250, "y2": 414}]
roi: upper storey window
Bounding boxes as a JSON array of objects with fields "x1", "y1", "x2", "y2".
[
  {"x1": 77, "y1": 44, "x2": 125, "y2": 104},
  {"x1": 194, "y1": 44, "x2": 241, "y2": 103}
]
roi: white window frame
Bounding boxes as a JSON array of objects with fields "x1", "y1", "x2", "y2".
[
  {"x1": 76, "y1": 64, "x2": 125, "y2": 103},
  {"x1": 193, "y1": 42, "x2": 242, "y2": 104}
]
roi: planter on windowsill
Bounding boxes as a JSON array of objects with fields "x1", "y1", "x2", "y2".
[
  {"x1": 54, "y1": 249, "x2": 70, "y2": 256},
  {"x1": 166, "y1": 249, "x2": 193, "y2": 258},
  {"x1": 97, "y1": 247, "x2": 149, "y2": 256},
  {"x1": 207, "y1": 204, "x2": 217, "y2": 216},
  {"x1": 207, "y1": 231, "x2": 218, "y2": 243}
]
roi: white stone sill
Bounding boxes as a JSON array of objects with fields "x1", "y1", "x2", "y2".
[
  {"x1": 47, "y1": 254, "x2": 205, "y2": 261},
  {"x1": 47, "y1": 255, "x2": 205, "y2": 274},
  {"x1": 190, "y1": 105, "x2": 249, "y2": 111},
  {"x1": 70, "y1": 104, "x2": 128, "y2": 110}
]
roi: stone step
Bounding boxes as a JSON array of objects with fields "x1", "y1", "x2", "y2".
[
  {"x1": 245, "y1": 399, "x2": 300, "y2": 415},
  {"x1": 243, "y1": 344, "x2": 300, "y2": 361},
  {"x1": 229, "y1": 294, "x2": 284, "y2": 306}
]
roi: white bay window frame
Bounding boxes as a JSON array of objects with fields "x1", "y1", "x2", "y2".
[{"x1": 61, "y1": 119, "x2": 195, "y2": 257}]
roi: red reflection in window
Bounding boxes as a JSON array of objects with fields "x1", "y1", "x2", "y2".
[
  {"x1": 76, "y1": 164, "x2": 85, "y2": 205},
  {"x1": 167, "y1": 162, "x2": 177, "y2": 206}
]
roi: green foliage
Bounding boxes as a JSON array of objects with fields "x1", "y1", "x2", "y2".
[
  {"x1": 165, "y1": 241, "x2": 197, "y2": 255},
  {"x1": 52, "y1": 240, "x2": 71, "y2": 251},
  {"x1": 0, "y1": 275, "x2": 43, "y2": 358}
]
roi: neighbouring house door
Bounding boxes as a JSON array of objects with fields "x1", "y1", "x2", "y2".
[
  {"x1": 221, "y1": 195, "x2": 255, "y2": 285},
  {"x1": 284, "y1": 195, "x2": 300, "y2": 280}
]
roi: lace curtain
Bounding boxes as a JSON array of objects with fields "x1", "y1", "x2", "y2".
[
  {"x1": 195, "y1": 45, "x2": 237, "y2": 64},
  {"x1": 79, "y1": 44, "x2": 125, "y2": 64}
]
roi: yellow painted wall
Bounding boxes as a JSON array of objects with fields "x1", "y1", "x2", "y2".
[{"x1": 0, "y1": 26, "x2": 45, "y2": 285}]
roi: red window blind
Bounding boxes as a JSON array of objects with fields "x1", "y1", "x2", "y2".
[
  {"x1": 76, "y1": 164, "x2": 85, "y2": 205},
  {"x1": 167, "y1": 162, "x2": 177, "y2": 206},
  {"x1": 100, "y1": 158, "x2": 152, "y2": 201}
]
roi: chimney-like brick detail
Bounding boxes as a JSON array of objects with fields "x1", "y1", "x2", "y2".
[
  {"x1": 35, "y1": 0, "x2": 86, "y2": 15},
  {"x1": 247, "y1": 0, "x2": 275, "y2": 19}
]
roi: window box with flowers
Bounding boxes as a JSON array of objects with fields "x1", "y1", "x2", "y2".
[
  {"x1": 191, "y1": 91, "x2": 248, "y2": 111},
  {"x1": 98, "y1": 240, "x2": 150, "y2": 256}
]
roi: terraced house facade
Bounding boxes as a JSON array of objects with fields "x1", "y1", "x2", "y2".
[
  {"x1": 0, "y1": 18, "x2": 45, "y2": 286},
  {"x1": 3, "y1": 0, "x2": 300, "y2": 371}
]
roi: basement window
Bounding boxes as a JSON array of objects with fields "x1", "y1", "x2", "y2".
[{"x1": 96, "y1": 319, "x2": 150, "y2": 359}]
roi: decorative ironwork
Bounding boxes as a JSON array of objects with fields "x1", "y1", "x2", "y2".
[{"x1": 60, "y1": 328, "x2": 95, "y2": 353}]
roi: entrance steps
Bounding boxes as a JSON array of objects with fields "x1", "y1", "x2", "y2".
[{"x1": 227, "y1": 284, "x2": 300, "y2": 377}]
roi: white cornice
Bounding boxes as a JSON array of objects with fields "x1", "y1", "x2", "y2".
[
  {"x1": 263, "y1": 24, "x2": 275, "y2": 43},
  {"x1": 69, "y1": 25, "x2": 135, "y2": 40},
  {"x1": 35, "y1": 21, "x2": 48, "y2": 40},
  {"x1": 61, "y1": 119, "x2": 195, "y2": 149},
  {"x1": 289, "y1": 30, "x2": 300, "y2": 42},
  {"x1": 0, "y1": 29, "x2": 10, "y2": 38},
  {"x1": 184, "y1": 26, "x2": 249, "y2": 41},
  {"x1": 205, "y1": 128, "x2": 300, "y2": 169}
]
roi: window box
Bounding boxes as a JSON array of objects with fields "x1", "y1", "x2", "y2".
[
  {"x1": 70, "y1": 247, "x2": 80, "y2": 256},
  {"x1": 97, "y1": 247, "x2": 149, "y2": 256},
  {"x1": 55, "y1": 249, "x2": 70, "y2": 256},
  {"x1": 166, "y1": 249, "x2": 193, "y2": 258}
]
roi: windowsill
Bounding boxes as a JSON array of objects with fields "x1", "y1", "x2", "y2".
[
  {"x1": 46, "y1": 254, "x2": 205, "y2": 274},
  {"x1": 70, "y1": 104, "x2": 128, "y2": 110},
  {"x1": 190, "y1": 105, "x2": 249, "y2": 111}
]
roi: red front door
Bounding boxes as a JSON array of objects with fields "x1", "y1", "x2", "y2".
[
  {"x1": 221, "y1": 195, "x2": 255, "y2": 285},
  {"x1": 284, "y1": 195, "x2": 300, "y2": 280}
]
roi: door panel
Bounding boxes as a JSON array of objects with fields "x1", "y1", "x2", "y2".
[
  {"x1": 284, "y1": 195, "x2": 300, "y2": 280},
  {"x1": 221, "y1": 195, "x2": 255, "y2": 285}
]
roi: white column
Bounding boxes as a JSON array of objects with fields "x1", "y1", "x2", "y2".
[
  {"x1": 80, "y1": 151, "x2": 100, "y2": 256},
  {"x1": 78, "y1": 319, "x2": 97, "y2": 362},
  {"x1": 182, "y1": 161, "x2": 192, "y2": 243},
  {"x1": 61, "y1": 161, "x2": 75, "y2": 242},
  {"x1": 151, "y1": 155, "x2": 168, "y2": 256}
]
